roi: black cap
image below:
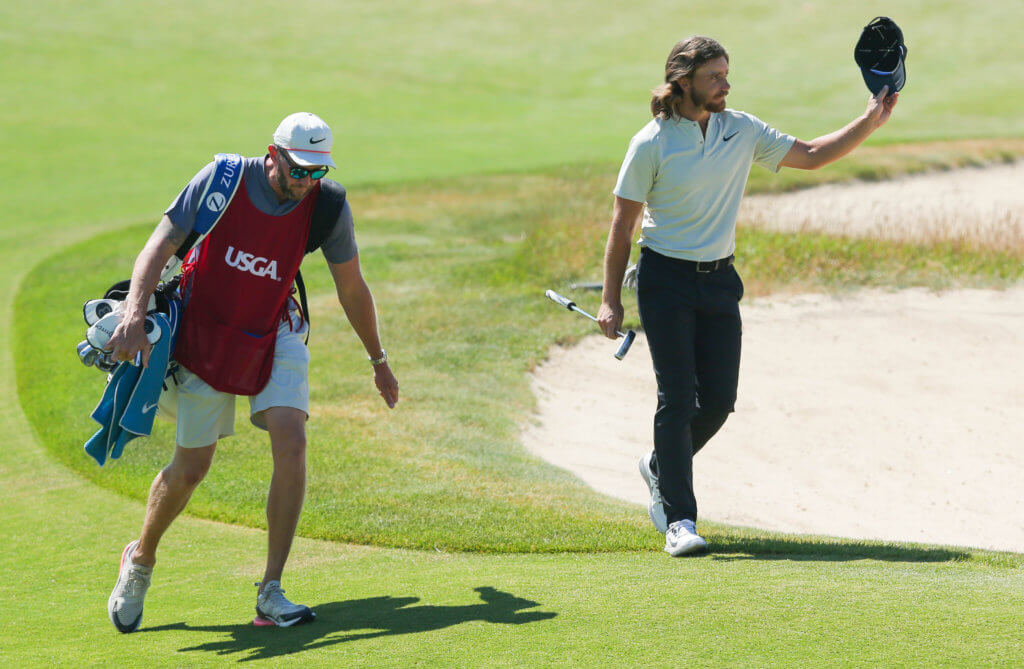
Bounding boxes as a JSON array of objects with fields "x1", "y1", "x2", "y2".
[{"x1": 854, "y1": 16, "x2": 907, "y2": 95}]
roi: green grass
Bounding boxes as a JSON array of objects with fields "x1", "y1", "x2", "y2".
[
  {"x1": 16, "y1": 160, "x2": 1024, "y2": 555},
  {"x1": 4, "y1": 0, "x2": 1024, "y2": 665},
  {"x1": 6, "y1": 0, "x2": 1024, "y2": 232},
  {"x1": 3, "y1": 481, "x2": 1022, "y2": 667}
]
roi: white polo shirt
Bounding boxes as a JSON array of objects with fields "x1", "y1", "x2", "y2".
[{"x1": 613, "y1": 110, "x2": 795, "y2": 261}]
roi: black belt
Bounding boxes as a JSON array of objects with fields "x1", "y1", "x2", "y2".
[
  {"x1": 692, "y1": 255, "x2": 734, "y2": 273},
  {"x1": 641, "y1": 248, "x2": 735, "y2": 273}
]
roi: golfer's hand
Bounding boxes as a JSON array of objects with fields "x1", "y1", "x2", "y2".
[
  {"x1": 373, "y1": 363, "x2": 399, "y2": 409},
  {"x1": 107, "y1": 315, "x2": 152, "y2": 367},
  {"x1": 865, "y1": 85, "x2": 898, "y2": 128},
  {"x1": 596, "y1": 301, "x2": 623, "y2": 340}
]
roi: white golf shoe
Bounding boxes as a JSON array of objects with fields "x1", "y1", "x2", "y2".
[
  {"x1": 255, "y1": 581, "x2": 315, "y2": 627},
  {"x1": 664, "y1": 519, "x2": 708, "y2": 556},
  {"x1": 108, "y1": 539, "x2": 152, "y2": 633},
  {"x1": 638, "y1": 451, "x2": 668, "y2": 534}
]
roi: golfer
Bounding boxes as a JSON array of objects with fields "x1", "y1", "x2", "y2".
[
  {"x1": 597, "y1": 37, "x2": 897, "y2": 556},
  {"x1": 106, "y1": 112, "x2": 399, "y2": 630}
]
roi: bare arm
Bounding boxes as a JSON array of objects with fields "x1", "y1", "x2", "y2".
[
  {"x1": 779, "y1": 86, "x2": 899, "y2": 171},
  {"x1": 327, "y1": 254, "x2": 399, "y2": 408},
  {"x1": 107, "y1": 215, "x2": 188, "y2": 366},
  {"x1": 597, "y1": 196, "x2": 645, "y2": 339}
]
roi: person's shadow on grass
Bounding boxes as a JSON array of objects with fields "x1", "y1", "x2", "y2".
[
  {"x1": 703, "y1": 532, "x2": 977, "y2": 563},
  {"x1": 143, "y1": 586, "x2": 557, "y2": 662}
]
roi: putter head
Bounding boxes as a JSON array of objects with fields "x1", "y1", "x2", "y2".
[{"x1": 614, "y1": 329, "x2": 636, "y2": 360}]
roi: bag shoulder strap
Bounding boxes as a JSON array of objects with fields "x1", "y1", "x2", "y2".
[
  {"x1": 160, "y1": 153, "x2": 244, "y2": 281},
  {"x1": 294, "y1": 178, "x2": 347, "y2": 343},
  {"x1": 306, "y1": 178, "x2": 347, "y2": 254}
]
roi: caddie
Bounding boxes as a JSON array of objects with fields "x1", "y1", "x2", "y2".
[{"x1": 105, "y1": 112, "x2": 399, "y2": 631}]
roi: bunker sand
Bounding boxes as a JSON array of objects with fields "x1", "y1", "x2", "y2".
[{"x1": 522, "y1": 165, "x2": 1024, "y2": 552}]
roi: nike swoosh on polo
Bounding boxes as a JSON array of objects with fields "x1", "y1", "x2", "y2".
[
  {"x1": 309, "y1": 137, "x2": 326, "y2": 144},
  {"x1": 722, "y1": 131, "x2": 739, "y2": 142},
  {"x1": 142, "y1": 402, "x2": 159, "y2": 414}
]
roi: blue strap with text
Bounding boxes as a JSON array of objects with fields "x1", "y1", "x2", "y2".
[{"x1": 193, "y1": 153, "x2": 243, "y2": 236}]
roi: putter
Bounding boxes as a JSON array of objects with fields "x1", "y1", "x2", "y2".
[{"x1": 545, "y1": 289, "x2": 637, "y2": 360}]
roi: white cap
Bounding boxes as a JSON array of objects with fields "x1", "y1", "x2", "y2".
[{"x1": 272, "y1": 112, "x2": 336, "y2": 168}]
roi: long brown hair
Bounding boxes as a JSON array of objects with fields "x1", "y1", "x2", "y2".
[{"x1": 650, "y1": 36, "x2": 729, "y2": 119}]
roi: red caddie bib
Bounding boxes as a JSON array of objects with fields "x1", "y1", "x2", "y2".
[{"x1": 174, "y1": 177, "x2": 317, "y2": 395}]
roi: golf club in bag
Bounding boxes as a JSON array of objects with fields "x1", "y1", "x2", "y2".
[{"x1": 545, "y1": 290, "x2": 636, "y2": 360}]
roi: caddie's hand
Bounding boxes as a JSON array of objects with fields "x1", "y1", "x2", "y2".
[
  {"x1": 107, "y1": 315, "x2": 152, "y2": 368},
  {"x1": 865, "y1": 85, "x2": 899, "y2": 128},
  {"x1": 596, "y1": 301, "x2": 624, "y2": 340},
  {"x1": 373, "y1": 363, "x2": 399, "y2": 409}
]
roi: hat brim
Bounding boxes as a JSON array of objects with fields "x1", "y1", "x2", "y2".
[
  {"x1": 285, "y1": 148, "x2": 336, "y2": 169},
  {"x1": 861, "y1": 58, "x2": 905, "y2": 95}
]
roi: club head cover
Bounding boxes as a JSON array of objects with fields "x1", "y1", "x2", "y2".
[
  {"x1": 83, "y1": 298, "x2": 120, "y2": 326},
  {"x1": 98, "y1": 280, "x2": 159, "y2": 313},
  {"x1": 86, "y1": 312, "x2": 161, "y2": 351}
]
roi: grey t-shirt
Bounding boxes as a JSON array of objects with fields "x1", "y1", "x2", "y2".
[{"x1": 164, "y1": 155, "x2": 357, "y2": 264}]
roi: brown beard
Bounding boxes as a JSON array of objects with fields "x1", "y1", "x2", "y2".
[
  {"x1": 690, "y1": 87, "x2": 726, "y2": 113},
  {"x1": 274, "y1": 160, "x2": 307, "y2": 202}
]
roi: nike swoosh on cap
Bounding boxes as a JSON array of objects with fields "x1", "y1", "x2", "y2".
[{"x1": 309, "y1": 137, "x2": 326, "y2": 144}]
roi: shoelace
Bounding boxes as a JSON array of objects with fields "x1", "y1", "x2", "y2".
[
  {"x1": 669, "y1": 521, "x2": 694, "y2": 536},
  {"x1": 125, "y1": 568, "x2": 151, "y2": 597},
  {"x1": 260, "y1": 584, "x2": 296, "y2": 611}
]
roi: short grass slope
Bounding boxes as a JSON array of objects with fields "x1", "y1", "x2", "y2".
[{"x1": 16, "y1": 152, "x2": 1024, "y2": 554}]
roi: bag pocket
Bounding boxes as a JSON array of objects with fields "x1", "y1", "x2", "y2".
[{"x1": 174, "y1": 310, "x2": 277, "y2": 396}]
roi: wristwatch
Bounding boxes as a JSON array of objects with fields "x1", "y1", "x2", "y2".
[{"x1": 369, "y1": 349, "x2": 388, "y2": 366}]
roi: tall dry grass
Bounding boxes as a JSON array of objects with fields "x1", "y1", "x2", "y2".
[{"x1": 740, "y1": 161, "x2": 1024, "y2": 253}]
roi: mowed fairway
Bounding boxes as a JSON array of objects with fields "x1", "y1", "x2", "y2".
[{"x1": 3, "y1": 1, "x2": 1024, "y2": 666}]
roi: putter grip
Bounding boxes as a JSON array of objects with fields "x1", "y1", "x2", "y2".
[{"x1": 545, "y1": 290, "x2": 576, "y2": 310}]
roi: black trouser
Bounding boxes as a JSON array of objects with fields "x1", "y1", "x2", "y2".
[{"x1": 636, "y1": 247, "x2": 743, "y2": 524}]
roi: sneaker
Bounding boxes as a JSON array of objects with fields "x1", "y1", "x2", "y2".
[
  {"x1": 664, "y1": 519, "x2": 708, "y2": 557},
  {"x1": 638, "y1": 452, "x2": 668, "y2": 534},
  {"x1": 255, "y1": 580, "x2": 315, "y2": 627},
  {"x1": 108, "y1": 540, "x2": 152, "y2": 633}
]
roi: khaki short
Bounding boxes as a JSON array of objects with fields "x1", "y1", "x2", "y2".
[{"x1": 158, "y1": 309, "x2": 310, "y2": 448}]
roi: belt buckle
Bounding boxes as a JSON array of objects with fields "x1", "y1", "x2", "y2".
[{"x1": 696, "y1": 260, "x2": 714, "y2": 273}]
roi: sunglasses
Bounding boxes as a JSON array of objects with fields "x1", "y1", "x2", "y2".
[{"x1": 277, "y1": 148, "x2": 329, "y2": 180}]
